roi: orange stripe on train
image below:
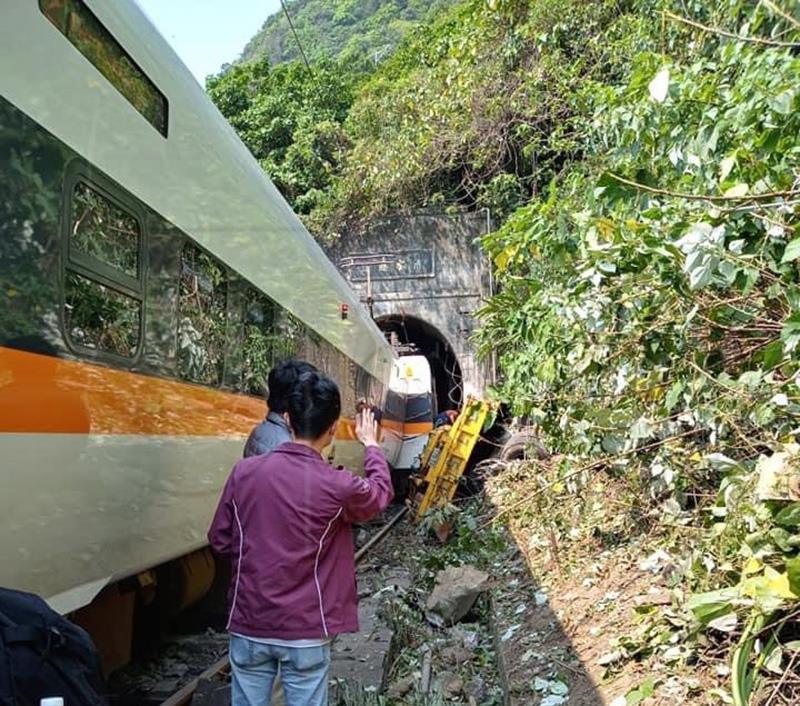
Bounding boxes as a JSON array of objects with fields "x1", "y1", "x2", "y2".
[
  {"x1": 0, "y1": 346, "x2": 263, "y2": 436},
  {"x1": 0, "y1": 347, "x2": 432, "y2": 439}
]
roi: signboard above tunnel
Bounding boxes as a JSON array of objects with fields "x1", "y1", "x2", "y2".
[{"x1": 340, "y1": 248, "x2": 436, "y2": 282}]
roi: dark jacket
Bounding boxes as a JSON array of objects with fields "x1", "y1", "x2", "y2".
[
  {"x1": 207, "y1": 443, "x2": 394, "y2": 639},
  {"x1": 243, "y1": 411, "x2": 291, "y2": 458}
]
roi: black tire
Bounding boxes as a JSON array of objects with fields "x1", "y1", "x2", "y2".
[{"x1": 499, "y1": 431, "x2": 549, "y2": 462}]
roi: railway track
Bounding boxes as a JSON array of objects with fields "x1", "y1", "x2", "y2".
[{"x1": 155, "y1": 506, "x2": 410, "y2": 706}]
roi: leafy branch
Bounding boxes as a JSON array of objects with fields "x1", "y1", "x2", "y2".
[
  {"x1": 663, "y1": 9, "x2": 800, "y2": 48},
  {"x1": 607, "y1": 172, "x2": 800, "y2": 204}
]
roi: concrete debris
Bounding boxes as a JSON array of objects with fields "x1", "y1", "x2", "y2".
[
  {"x1": 431, "y1": 670, "x2": 464, "y2": 697},
  {"x1": 420, "y1": 648, "x2": 433, "y2": 694},
  {"x1": 426, "y1": 565, "x2": 490, "y2": 626},
  {"x1": 466, "y1": 675, "x2": 488, "y2": 702},
  {"x1": 329, "y1": 573, "x2": 394, "y2": 695},
  {"x1": 597, "y1": 650, "x2": 623, "y2": 666},
  {"x1": 500, "y1": 623, "x2": 521, "y2": 641},
  {"x1": 639, "y1": 549, "x2": 672, "y2": 574},
  {"x1": 534, "y1": 677, "x2": 552, "y2": 691},
  {"x1": 387, "y1": 673, "x2": 417, "y2": 699},
  {"x1": 533, "y1": 678, "x2": 570, "y2": 706},
  {"x1": 540, "y1": 696, "x2": 568, "y2": 706},
  {"x1": 634, "y1": 589, "x2": 672, "y2": 607},
  {"x1": 439, "y1": 642, "x2": 474, "y2": 666},
  {"x1": 457, "y1": 628, "x2": 480, "y2": 650}
]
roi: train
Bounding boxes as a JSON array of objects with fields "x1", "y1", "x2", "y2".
[{"x1": 0, "y1": 0, "x2": 432, "y2": 670}]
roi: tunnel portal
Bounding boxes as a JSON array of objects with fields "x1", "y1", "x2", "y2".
[{"x1": 328, "y1": 210, "x2": 495, "y2": 404}]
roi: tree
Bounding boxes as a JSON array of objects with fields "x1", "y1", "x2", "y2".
[{"x1": 206, "y1": 58, "x2": 359, "y2": 216}]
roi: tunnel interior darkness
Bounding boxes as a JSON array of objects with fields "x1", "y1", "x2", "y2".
[{"x1": 376, "y1": 314, "x2": 463, "y2": 414}]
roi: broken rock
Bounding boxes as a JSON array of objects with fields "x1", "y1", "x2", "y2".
[
  {"x1": 426, "y1": 565, "x2": 490, "y2": 626},
  {"x1": 466, "y1": 675, "x2": 488, "y2": 702},
  {"x1": 387, "y1": 673, "x2": 417, "y2": 698},
  {"x1": 431, "y1": 670, "x2": 463, "y2": 697},
  {"x1": 439, "y1": 643, "x2": 473, "y2": 666}
]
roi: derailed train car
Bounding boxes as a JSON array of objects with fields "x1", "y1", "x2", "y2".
[{"x1": 0, "y1": 0, "x2": 432, "y2": 670}]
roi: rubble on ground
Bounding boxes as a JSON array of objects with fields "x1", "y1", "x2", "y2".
[{"x1": 425, "y1": 565, "x2": 491, "y2": 627}]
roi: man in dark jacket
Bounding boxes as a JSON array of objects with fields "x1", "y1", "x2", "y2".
[
  {"x1": 243, "y1": 359, "x2": 317, "y2": 458},
  {"x1": 208, "y1": 371, "x2": 393, "y2": 706}
]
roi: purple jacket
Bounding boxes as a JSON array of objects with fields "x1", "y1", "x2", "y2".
[{"x1": 207, "y1": 443, "x2": 393, "y2": 639}]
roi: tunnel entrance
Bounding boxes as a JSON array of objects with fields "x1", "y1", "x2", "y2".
[{"x1": 377, "y1": 314, "x2": 463, "y2": 414}]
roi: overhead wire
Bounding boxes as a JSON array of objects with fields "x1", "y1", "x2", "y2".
[{"x1": 278, "y1": 0, "x2": 312, "y2": 72}]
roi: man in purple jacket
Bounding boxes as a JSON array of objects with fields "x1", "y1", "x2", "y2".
[{"x1": 208, "y1": 371, "x2": 394, "y2": 706}]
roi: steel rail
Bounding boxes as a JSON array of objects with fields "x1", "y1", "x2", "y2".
[
  {"x1": 159, "y1": 653, "x2": 230, "y2": 706},
  {"x1": 354, "y1": 506, "x2": 409, "y2": 564}
]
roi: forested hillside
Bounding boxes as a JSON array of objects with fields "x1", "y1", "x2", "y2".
[
  {"x1": 238, "y1": 0, "x2": 455, "y2": 66},
  {"x1": 211, "y1": 0, "x2": 800, "y2": 701}
]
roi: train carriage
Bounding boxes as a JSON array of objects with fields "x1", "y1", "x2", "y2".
[{"x1": 0, "y1": 0, "x2": 430, "y2": 667}]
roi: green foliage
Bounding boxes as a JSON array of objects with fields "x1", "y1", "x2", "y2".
[
  {"x1": 0, "y1": 99, "x2": 67, "y2": 343},
  {"x1": 313, "y1": 0, "x2": 655, "y2": 235},
  {"x1": 417, "y1": 498, "x2": 508, "y2": 582},
  {"x1": 238, "y1": 0, "x2": 457, "y2": 68},
  {"x1": 475, "y1": 0, "x2": 800, "y2": 691},
  {"x1": 217, "y1": 0, "x2": 658, "y2": 237},
  {"x1": 207, "y1": 59, "x2": 358, "y2": 215}
]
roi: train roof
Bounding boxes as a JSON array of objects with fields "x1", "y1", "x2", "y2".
[{"x1": 1, "y1": 0, "x2": 394, "y2": 380}]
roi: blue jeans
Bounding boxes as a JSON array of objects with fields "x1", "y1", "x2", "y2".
[{"x1": 230, "y1": 635, "x2": 331, "y2": 706}]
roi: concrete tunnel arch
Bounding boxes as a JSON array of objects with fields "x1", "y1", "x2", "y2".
[
  {"x1": 327, "y1": 210, "x2": 494, "y2": 404},
  {"x1": 375, "y1": 314, "x2": 464, "y2": 414}
]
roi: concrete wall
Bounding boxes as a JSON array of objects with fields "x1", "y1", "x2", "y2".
[{"x1": 327, "y1": 210, "x2": 494, "y2": 400}]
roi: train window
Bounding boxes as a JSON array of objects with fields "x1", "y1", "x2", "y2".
[
  {"x1": 63, "y1": 171, "x2": 145, "y2": 360},
  {"x1": 240, "y1": 287, "x2": 278, "y2": 395},
  {"x1": 39, "y1": 0, "x2": 168, "y2": 137},
  {"x1": 178, "y1": 243, "x2": 228, "y2": 386},
  {"x1": 234, "y1": 284, "x2": 306, "y2": 395},
  {"x1": 64, "y1": 271, "x2": 141, "y2": 357},
  {"x1": 70, "y1": 182, "x2": 140, "y2": 277},
  {"x1": 269, "y1": 311, "x2": 304, "y2": 367}
]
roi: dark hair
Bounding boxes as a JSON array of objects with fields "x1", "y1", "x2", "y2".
[
  {"x1": 267, "y1": 359, "x2": 317, "y2": 414},
  {"x1": 288, "y1": 371, "x2": 341, "y2": 441}
]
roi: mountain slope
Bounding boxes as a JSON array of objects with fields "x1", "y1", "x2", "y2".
[{"x1": 238, "y1": 0, "x2": 455, "y2": 66}]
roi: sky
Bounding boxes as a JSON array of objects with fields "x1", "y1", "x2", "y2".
[{"x1": 134, "y1": 0, "x2": 281, "y2": 84}]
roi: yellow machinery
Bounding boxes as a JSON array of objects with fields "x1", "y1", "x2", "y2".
[{"x1": 411, "y1": 397, "x2": 495, "y2": 535}]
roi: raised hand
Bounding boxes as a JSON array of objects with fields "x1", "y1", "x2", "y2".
[{"x1": 355, "y1": 407, "x2": 380, "y2": 448}]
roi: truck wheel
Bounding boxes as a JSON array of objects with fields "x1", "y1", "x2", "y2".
[{"x1": 500, "y1": 431, "x2": 549, "y2": 462}]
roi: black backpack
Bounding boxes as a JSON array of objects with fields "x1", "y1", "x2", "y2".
[{"x1": 0, "y1": 587, "x2": 108, "y2": 705}]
